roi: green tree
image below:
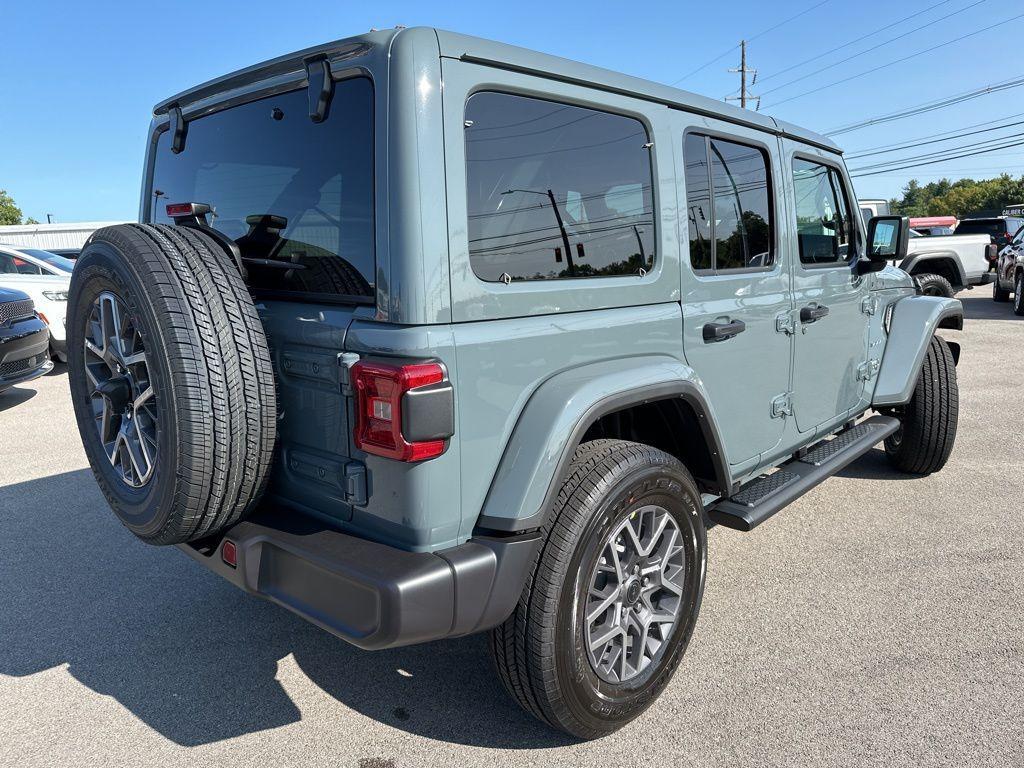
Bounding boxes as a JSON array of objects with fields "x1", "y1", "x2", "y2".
[
  {"x1": 889, "y1": 174, "x2": 1024, "y2": 218},
  {"x1": 0, "y1": 190, "x2": 24, "y2": 225}
]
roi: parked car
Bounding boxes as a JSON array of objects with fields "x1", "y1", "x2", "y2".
[
  {"x1": 65, "y1": 27, "x2": 963, "y2": 739},
  {"x1": 0, "y1": 245, "x2": 74, "y2": 361},
  {"x1": 899, "y1": 229, "x2": 994, "y2": 297},
  {"x1": 0, "y1": 287, "x2": 52, "y2": 394},
  {"x1": 955, "y1": 215, "x2": 1024, "y2": 248},
  {"x1": 993, "y1": 225, "x2": 1024, "y2": 313}
]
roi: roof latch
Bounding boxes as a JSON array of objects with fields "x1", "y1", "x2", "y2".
[
  {"x1": 305, "y1": 57, "x2": 334, "y2": 123},
  {"x1": 169, "y1": 105, "x2": 188, "y2": 154}
]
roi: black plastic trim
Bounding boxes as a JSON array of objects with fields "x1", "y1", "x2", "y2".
[
  {"x1": 708, "y1": 415, "x2": 899, "y2": 531},
  {"x1": 476, "y1": 380, "x2": 731, "y2": 533},
  {"x1": 402, "y1": 381, "x2": 455, "y2": 442},
  {"x1": 177, "y1": 508, "x2": 541, "y2": 650}
]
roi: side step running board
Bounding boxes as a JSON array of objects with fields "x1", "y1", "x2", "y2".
[{"x1": 707, "y1": 415, "x2": 900, "y2": 532}]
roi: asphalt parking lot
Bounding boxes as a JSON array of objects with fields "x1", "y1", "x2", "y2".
[{"x1": 0, "y1": 292, "x2": 1021, "y2": 768}]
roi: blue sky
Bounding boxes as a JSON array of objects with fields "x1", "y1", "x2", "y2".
[{"x1": 2, "y1": 0, "x2": 1022, "y2": 222}]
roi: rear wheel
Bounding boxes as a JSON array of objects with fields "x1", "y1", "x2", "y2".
[
  {"x1": 1014, "y1": 273, "x2": 1024, "y2": 316},
  {"x1": 993, "y1": 275, "x2": 1011, "y2": 302},
  {"x1": 885, "y1": 335, "x2": 958, "y2": 475},
  {"x1": 67, "y1": 224, "x2": 277, "y2": 545},
  {"x1": 914, "y1": 273, "x2": 955, "y2": 298},
  {"x1": 489, "y1": 439, "x2": 706, "y2": 740}
]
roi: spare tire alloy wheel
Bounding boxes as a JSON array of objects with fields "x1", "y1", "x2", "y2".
[
  {"x1": 68, "y1": 224, "x2": 276, "y2": 545},
  {"x1": 84, "y1": 291, "x2": 158, "y2": 488}
]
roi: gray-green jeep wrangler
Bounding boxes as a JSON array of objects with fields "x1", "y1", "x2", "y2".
[{"x1": 66, "y1": 27, "x2": 962, "y2": 740}]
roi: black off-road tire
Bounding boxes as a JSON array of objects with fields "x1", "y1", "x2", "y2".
[
  {"x1": 1014, "y1": 273, "x2": 1024, "y2": 316},
  {"x1": 489, "y1": 439, "x2": 707, "y2": 740},
  {"x1": 993, "y1": 276, "x2": 1011, "y2": 303},
  {"x1": 884, "y1": 335, "x2": 958, "y2": 475},
  {"x1": 67, "y1": 224, "x2": 277, "y2": 545},
  {"x1": 915, "y1": 273, "x2": 955, "y2": 298}
]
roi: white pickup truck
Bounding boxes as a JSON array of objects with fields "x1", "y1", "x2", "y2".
[{"x1": 899, "y1": 230, "x2": 995, "y2": 297}]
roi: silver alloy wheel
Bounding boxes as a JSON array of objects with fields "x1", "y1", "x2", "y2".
[
  {"x1": 83, "y1": 291, "x2": 158, "y2": 488},
  {"x1": 585, "y1": 504, "x2": 686, "y2": 684}
]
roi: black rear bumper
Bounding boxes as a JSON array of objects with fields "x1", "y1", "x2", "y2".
[
  {"x1": 178, "y1": 510, "x2": 540, "y2": 650},
  {"x1": 0, "y1": 318, "x2": 51, "y2": 389}
]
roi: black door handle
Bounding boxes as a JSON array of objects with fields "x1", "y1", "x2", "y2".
[
  {"x1": 703, "y1": 318, "x2": 746, "y2": 343},
  {"x1": 800, "y1": 304, "x2": 830, "y2": 324}
]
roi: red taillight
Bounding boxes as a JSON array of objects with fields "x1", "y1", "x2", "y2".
[
  {"x1": 166, "y1": 203, "x2": 196, "y2": 217},
  {"x1": 352, "y1": 361, "x2": 446, "y2": 461}
]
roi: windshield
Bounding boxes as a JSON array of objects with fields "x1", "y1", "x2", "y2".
[
  {"x1": 150, "y1": 77, "x2": 375, "y2": 300},
  {"x1": 19, "y1": 248, "x2": 75, "y2": 273}
]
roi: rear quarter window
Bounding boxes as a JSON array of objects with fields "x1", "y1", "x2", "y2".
[{"x1": 463, "y1": 91, "x2": 655, "y2": 282}]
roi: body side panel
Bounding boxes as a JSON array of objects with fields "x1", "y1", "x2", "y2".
[{"x1": 475, "y1": 353, "x2": 727, "y2": 532}]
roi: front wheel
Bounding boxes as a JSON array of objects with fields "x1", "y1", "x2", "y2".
[
  {"x1": 1014, "y1": 273, "x2": 1024, "y2": 316},
  {"x1": 489, "y1": 440, "x2": 707, "y2": 740},
  {"x1": 885, "y1": 335, "x2": 958, "y2": 475},
  {"x1": 914, "y1": 273, "x2": 955, "y2": 298}
]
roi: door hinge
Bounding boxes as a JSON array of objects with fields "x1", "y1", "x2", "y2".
[
  {"x1": 776, "y1": 311, "x2": 796, "y2": 336},
  {"x1": 338, "y1": 351, "x2": 360, "y2": 396},
  {"x1": 857, "y1": 359, "x2": 881, "y2": 381},
  {"x1": 771, "y1": 392, "x2": 793, "y2": 419},
  {"x1": 861, "y1": 296, "x2": 878, "y2": 316}
]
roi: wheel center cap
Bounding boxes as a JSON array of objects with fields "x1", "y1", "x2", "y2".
[
  {"x1": 625, "y1": 580, "x2": 642, "y2": 604},
  {"x1": 97, "y1": 375, "x2": 132, "y2": 411}
]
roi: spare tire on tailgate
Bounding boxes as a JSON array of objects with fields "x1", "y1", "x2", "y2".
[{"x1": 67, "y1": 224, "x2": 277, "y2": 545}]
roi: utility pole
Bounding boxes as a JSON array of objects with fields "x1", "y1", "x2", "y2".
[{"x1": 726, "y1": 40, "x2": 760, "y2": 111}]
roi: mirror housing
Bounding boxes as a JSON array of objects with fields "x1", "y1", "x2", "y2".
[{"x1": 859, "y1": 215, "x2": 909, "y2": 275}]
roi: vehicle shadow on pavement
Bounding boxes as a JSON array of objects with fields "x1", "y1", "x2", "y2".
[
  {"x1": 835, "y1": 448, "x2": 912, "y2": 481},
  {"x1": 0, "y1": 470, "x2": 571, "y2": 749},
  {"x1": 961, "y1": 296, "x2": 1023, "y2": 322},
  {"x1": 0, "y1": 387, "x2": 37, "y2": 413}
]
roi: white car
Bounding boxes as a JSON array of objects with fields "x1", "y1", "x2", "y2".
[{"x1": 0, "y1": 244, "x2": 74, "y2": 361}]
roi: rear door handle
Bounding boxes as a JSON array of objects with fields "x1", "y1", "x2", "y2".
[
  {"x1": 703, "y1": 318, "x2": 746, "y2": 343},
  {"x1": 800, "y1": 304, "x2": 830, "y2": 324}
]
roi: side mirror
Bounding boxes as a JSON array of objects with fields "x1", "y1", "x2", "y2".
[{"x1": 859, "y1": 215, "x2": 909, "y2": 274}]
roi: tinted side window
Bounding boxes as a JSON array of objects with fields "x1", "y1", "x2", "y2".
[
  {"x1": 684, "y1": 134, "x2": 712, "y2": 271},
  {"x1": 683, "y1": 134, "x2": 773, "y2": 271},
  {"x1": 464, "y1": 92, "x2": 655, "y2": 282},
  {"x1": 152, "y1": 78, "x2": 375, "y2": 299},
  {"x1": 792, "y1": 158, "x2": 853, "y2": 266}
]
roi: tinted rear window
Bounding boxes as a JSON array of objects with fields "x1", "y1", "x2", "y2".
[
  {"x1": 150, "y1": 77, "x2": 375, "y2": 300},
  {"x1": 955, "y1": 219, "x2": 1005, "y2": 237}
]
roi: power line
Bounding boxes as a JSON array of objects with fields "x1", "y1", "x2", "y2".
[
  {"x1": 747, "y1": 0, "x2": 833, "y2": 43},
  {"x1": 845, "y1": 111, "x2": 1024, "y2": 156},
  {"x1": 759, "y1": 0, "x2": 985, "y2": 96},
  {"x1": 826, "y1": 76, "x2": 1024, "y2": 136},
  {"x1": 846, "y1": 118, "x2": 1024, "y2": 159},
  {"x1": 758, "y1": 0, "x2": 955, "y2": 84},
  {"x1": 849, "y1": 131, "x2": 1024, "y2": 173},
  {"x1": 850, "y1": 138, "x2": 1024, "y2": 178},
  {"x1": 762, "y1": 13, "x2": 1024, "y2": 109},
  {"x1": 670, "y1": 0, "x2": 832, "y2": 85}
]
